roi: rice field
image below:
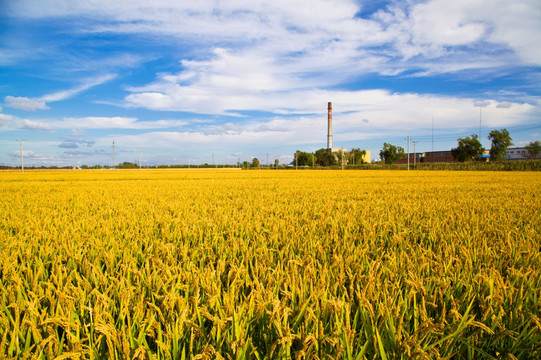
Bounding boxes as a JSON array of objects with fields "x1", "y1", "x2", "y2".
[{"x1": 1, "y1": 169, "x2": 540, "y2": 359}]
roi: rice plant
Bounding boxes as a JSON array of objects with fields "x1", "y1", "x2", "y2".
[{"x1": 0, "y1": 170, "x2": 540, "y2": 359}]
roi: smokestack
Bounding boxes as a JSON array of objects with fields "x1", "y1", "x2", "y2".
[{"x1": 327, "y1": 102, "x2": 333, "y2": 150}]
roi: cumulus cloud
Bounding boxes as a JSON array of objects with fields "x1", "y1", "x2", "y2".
[
  {"x1": 21, "y1": 119, "x2": 54, "y2": 131},
  {"x1": 2, "y1": 0, "x2": 539, "y2": 166},
  {"x1": 6, "y1": 0, "x2": 541, "y2": 76},
  {"x1": 100, "y1": 93, "x2": 536, "y2": 154},
  {"x1": 5, "y1": 96, "x2": 49, "y2": 111}
]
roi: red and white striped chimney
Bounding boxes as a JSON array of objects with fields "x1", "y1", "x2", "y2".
[{"x1": 327, "y1": 102, "x2": 333, "y2": 150}]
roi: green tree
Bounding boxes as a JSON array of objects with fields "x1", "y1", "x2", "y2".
[
  {"x1": 349, "y1": 148, "x2": 367, "y2": 165},
  {"x1": 251, "y1": 158, "x2": 260, "y2": 168},
  {"x1": 488, "y1": 128, "x2": 513, "y2": 161},
  {"x1": 274, "y1": 158, "x2": 280, "y2": 168},
  {"x1": 525, "y1": 140, "x2": 541, "y2": 159},
  {"x1": 117, "y1": 161, "x2": 138, "y2": 169},
  {"x1": 293, "y1": 151, "x2": 316, "y2": 166},
  {"x1": 315, "y1": 148, "x2": 337, "y2": 166},
  {"x1": 451, "y1": 135, "x2": 484, "y2": 162},
  {"x1": 379, "y1": 143, "x2": 405, "y2": 164}
]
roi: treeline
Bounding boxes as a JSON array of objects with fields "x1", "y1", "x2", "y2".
[
  {"x1": 293, "y1": 148, "x2": 368, "y2": 167},
  {"x1": 414, "y1": 160, "x2": 541, "y2": 171},
  {"x1": 380, "y1": 129, "x2": 540, "y2": 164},
  {"x1": 278, "y1": 160, "x2": 541, "y2": 171},
  {"x1": 371, "y1": 160, "x2": 541, "y2": 171}
]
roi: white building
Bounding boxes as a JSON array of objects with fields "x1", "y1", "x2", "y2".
[{"x1": 506, "y1": 147, "x2": 538, "y2": 160}]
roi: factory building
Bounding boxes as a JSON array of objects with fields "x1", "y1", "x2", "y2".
[
  {"x1": 396, "y1": 149, "x2": 492, "y2": 164},
  {"x1": 325, "y1": 102, "x2": 372, "y2": 163},
  {"x1": 506, "y1": 147, "x2": 540, "y2": 160}
]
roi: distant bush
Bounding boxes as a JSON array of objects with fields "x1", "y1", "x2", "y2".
[
  {"x1": 413, "y1": 160, "x2": 541, "y2": 171},
  {"x1": 290, "y1": 160, "x2": 541, "y2": 171}
]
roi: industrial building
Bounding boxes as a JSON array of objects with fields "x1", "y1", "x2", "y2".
[
  {"x1": 396, "y1": 151, "x2": 455, "y2": 164},
  {"x1": 325, "y1": 101, "x2": 370, "y2": 163},
  {"x1": 394, "y1": 148, "x2": 541, "y2": 163},
  {"x1": 507, "y1": 147, "x2": 539, "y2": 160}
]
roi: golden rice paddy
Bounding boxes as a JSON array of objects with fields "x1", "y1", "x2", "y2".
[{"x1": 1, "y1": 169, "x2": 540, "y2": 359}]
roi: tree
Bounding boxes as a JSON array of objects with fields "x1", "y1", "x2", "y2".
[
  {"x1": 315, "y1": 148, "x2": 337, "y2": 166},
  {"x1": 274, "y1": 158, "x2": 280, "y2": 168},
  {"x1": 242, "y1": 161, "x2": 250, "y2": 169},
  {"x1": 379, "y1": 143, "x2": 405, "y2": 164},
  {"x1": 251, "y1": 157, "x2": 260, "y2": 168},
  {"x1": 293, "y1": 151, "x2": 316, "y2": 166},
  {"x1": 525, "y1": 140, "x2": 541, "y2": 159},
  {"x1": 488, "y1": 128, "x2": 513, "y2": 161},
  {"x1": 349, "y1": 148, "x2": 367, "y2": 165},
  {"x1": 451, "y1": 135, "x2": 484, "y2": 162},
  {"x1": 117, "y1": 161, "x2": 138, "y2": 169}
]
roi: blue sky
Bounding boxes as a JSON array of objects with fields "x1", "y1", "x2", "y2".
[{"x1": 1, "y1": 0, "x2": 540, "y2": 166}]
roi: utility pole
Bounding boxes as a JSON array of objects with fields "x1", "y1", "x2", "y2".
[
  {"x1": 112, "y1": 140, "x2": 116, "y2": 169},
  {"x1": 432, "y1": 115, "x2": 434, "y2": 152},
  {"x1": 413, "y1": 141, "x2": 417, "y2": 169},
  {"x1": 479, "y1": 105, "x2": 482, "y2": 142},
  {"x1": 17, "y1": 139, "x2": 26, "y2": 173},
  {"x1": 406, "y1": 137, "x2": 410, "y2": 171}
]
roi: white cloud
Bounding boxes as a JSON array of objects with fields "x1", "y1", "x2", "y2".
[
  {"x1": 496, "y1": 102, "x2": 512, "y2": 109},
  {"x1": 61, "y1": 116, "x2": 187, "y2": 129},
  {"x1": 21, "y1": 119, "x2": 55, "y2": 131},
  {"x1": 39, "y1": 74, "x2": 117, "y2": 102},
  {"x1": 71, "y1": 129, "x2": 87, "y2": 136},
  {"x1": 99, "y1": 92, "x2": 537, "y2": 154},
  {"x1": 4, "y1": 74, "x2": 116, "y2": 112},
  {"x1": 410, "y1": 1, "x2": 486, "y2": 47},
  {"x1": 474, "y1": 100, "x2": 491, "y2": 107},
  {"x1": 2, "y1": 0, "x2": 539, "y2": 166},
  {"x1": 123, "y1": 53, "x2": 537, "y2": 123},
  {"x1": 0, "y1": 113, "x2": 189, "y2": 132},
  {"x1": 5, "y1": 96, "x2": 49, "y2": 111},
  {"x1": 62, "y1": 116, "x2": 142, "y2": 129},
  {"x1": 0, "y1": 113, "x2": 15, "y2": 129},
  {"x1": 6, "y1": 0, "x2": 540, "y2": 77}
]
